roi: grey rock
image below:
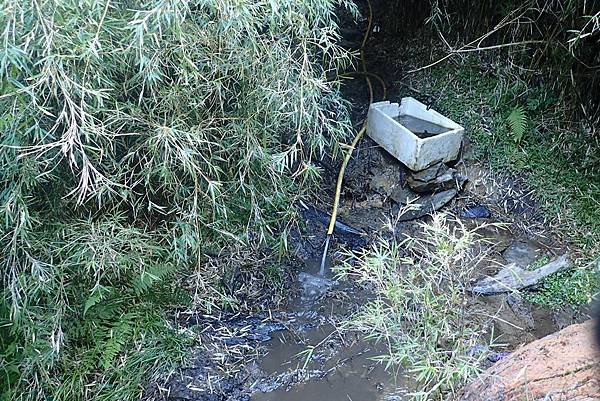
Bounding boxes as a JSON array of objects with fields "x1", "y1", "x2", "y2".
[
  {"x1": 389, "y1": 186, "x2": 418, "y2": 204},
  {"x1": 502, "y1": 241, "x2": 542, "y2": 268},
  {"x1": 406, "y1": 162, "x2": 467, "y2": 193},
  {"x1": 410, "y1": 162, "x2": 448, "y2": 183},
  {"x1": 369, "y1": 165, "x2": 405, "y2": 197},
  {"x1": 396, "y1": 188, "x2": 458, "y2": 221},
  {"x1": 470, "y1": 254, "x2": 570, "y2": 295},
  {"x1": 506, "y1": 293, "x2": 535, "y2": 330}
]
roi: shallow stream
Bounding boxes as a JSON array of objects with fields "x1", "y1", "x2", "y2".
[{"x1": 249, "y1": 259, "x2": 410, "y2": 401}]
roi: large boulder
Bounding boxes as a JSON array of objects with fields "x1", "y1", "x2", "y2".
[{"x1": 457, "y1": 320, "x2": 600, "y2": 401}]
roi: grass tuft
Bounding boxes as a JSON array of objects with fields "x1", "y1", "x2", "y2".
[{"x1": 336, "y1": 214, "x2": 492, "y2": 400}]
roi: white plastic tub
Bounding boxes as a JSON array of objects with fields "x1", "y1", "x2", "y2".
[{"x1": 366, "y1": 97, "x2": 464, "y2": 171}]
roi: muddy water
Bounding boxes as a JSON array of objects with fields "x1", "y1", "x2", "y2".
[
  {"x1": 159, "y1": 167, "x2": 591, "y2": 401},
  {"x1": 248, "y1": 228, "x2": 573, "y2": 401},
  {"x1": 394, "y1": 115, "x2": 452, "y2": 138},
  {"x1": 254, "y1": 333, "x2": 406, "y2": 401},
  {"x1": 246, "y1": 161, "x2": 584, "y2": 401},
  {"x1": 251, "y1": 259, "x2": 410, "y2": 401}
]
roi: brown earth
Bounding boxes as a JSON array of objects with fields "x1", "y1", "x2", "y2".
[{"x1": 457, "y1": 320, "x2": 600, "y2": 401}]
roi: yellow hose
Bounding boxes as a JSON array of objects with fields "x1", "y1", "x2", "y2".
[
  {"x1": 325, "y1": 124, "x2": 368, "y2": 237},
  {"x1": 320, "y1": 0, "x2": 380, "y2": 274}
]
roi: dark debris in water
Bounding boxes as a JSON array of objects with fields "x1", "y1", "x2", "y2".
[
  {"x1": 154, "y1": 352, "x2": 250, "y2": 401},
  {"x1": 461, "y1": 204, "x2": 492, "y2": 219},
  {"x1": 176, "y1": 312, "x2": 286, "y2": 346}
]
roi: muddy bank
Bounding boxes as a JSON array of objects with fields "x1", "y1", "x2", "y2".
[{"x1": 154, "y1": 258, "x2": 411, "y2": 401}]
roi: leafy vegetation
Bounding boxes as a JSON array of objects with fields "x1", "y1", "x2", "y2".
[
  {"x1": 337, "y1": 215, "x2": 491, "y2": 400},
  {"x1": 506, "y1": 106, "x2": 527, "y2": 144},
  {"x1": 0, "y1": 1, "x2": 354, "y2": 399},
  {"x1": 384, "y1": 1, "x2": 600, "y2": 259},
  {"x1": 525, "y1": 266, "x2": 599, "y2": 307},
  {"x1": 1, "y1": 0, "x2": 599, "y2": 399},
  {"x1": 400, "y1": 55, "x2": 600, "y2": 306}
]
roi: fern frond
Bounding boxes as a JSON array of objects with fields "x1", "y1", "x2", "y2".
[
  {"x1": 101, "y1": 320, "x2": 133, "y2": 370},
  {"x1": 83, "y1": 286, "x2": 112, "y2": 316},
  {"x1": 507, "y1": 106, "x2": 527, "y2": 143},
  {"x1": 132, "y1": 264, "x2": 176, "y2": 295}
]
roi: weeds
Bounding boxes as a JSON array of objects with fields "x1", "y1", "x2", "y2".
[
  {"x1": 506, "y1": 105, "x2": 527, "y2": 144},
  {"x1": 337, "y1": 214, "x2": 491, "y2": 400},
  {"x1": 400, "y1": 53, "x2": 600, "y2": 307},
  {"x1": 524, "y1": 262, "x2": 600, "y2": 307},
  {"x1": 0, "y1": 0, "x2": 354, "y2": 399}
]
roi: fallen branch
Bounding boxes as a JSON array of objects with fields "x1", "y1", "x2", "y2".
[
  {"x1": 407, "y1": 6, "x2": 544, "y2": 74},
  {"x1": 469, "y1": 254, "x2": 570, "y2": 295}
]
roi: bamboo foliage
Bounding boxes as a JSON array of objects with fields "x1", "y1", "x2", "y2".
[{"x1": 0, "y1": 1, "x2": 353, "y2": 399}]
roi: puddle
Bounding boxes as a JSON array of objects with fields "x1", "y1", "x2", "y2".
[
  {"x1": 394, "y1": 115, "x2": 451, "y2": 138},
  {"x1": 253, "y1": 328, "x2": 409, "y2": 401},
  {"x1": 159, "y1": 151, "x2": 587, "y2": 401},
  {"x1": 249, "y1": 257, "x2": 409, "y2": 401},
  {"x1": 246, "y1": 189, "x2": 575, "y2": 401},
  {"x1": 253, "y1": 341, "x2": 406, "y2": 401},
  {"x1": 260, "y1": 325, "x2": 333, "y2": 374},
  {"x1": 159, "y1": 172, "x2": 586, "y2": 401}
]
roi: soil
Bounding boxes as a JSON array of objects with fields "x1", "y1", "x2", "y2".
[
  {"x1": 457, "y1": 320, "x2": 600, "y2": 400},
  {"x1": 146, "y1": 1, "x2": 593, "y2": 400}
]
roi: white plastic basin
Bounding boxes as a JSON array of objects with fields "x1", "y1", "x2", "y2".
[{"x1": 366, "y1": 97, "x2": 464, "y2": 171}]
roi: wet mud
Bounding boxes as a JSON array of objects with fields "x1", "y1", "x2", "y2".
[
  {"x1": 251, "y1": 266, "x2": 409, "y2": 401},
  {"x1": 158, "y1": 220, "x2": 588, "y2": 401}
]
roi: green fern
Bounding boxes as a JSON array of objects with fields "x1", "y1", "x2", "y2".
[
  {"x1": 83, "y1": 286, "x2": 113, "y2": 316},
  {"x1": 132, "y1": 264, "x2": 176, "y2": 295},
  {"x1": 101, "y1": 319, "x2": 133, "y2": 370},
  {"x1": 507, "y1": 106, "x2": 528, "y2": 143}
]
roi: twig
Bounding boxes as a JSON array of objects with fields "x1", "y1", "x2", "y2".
[{"x1": 407, "y1": 6, "x2": 542, "y2": 74}]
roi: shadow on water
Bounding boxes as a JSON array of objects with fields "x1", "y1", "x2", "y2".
[{"x1": 394, "y1": 115, "x2": 452, "y2": 138}]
